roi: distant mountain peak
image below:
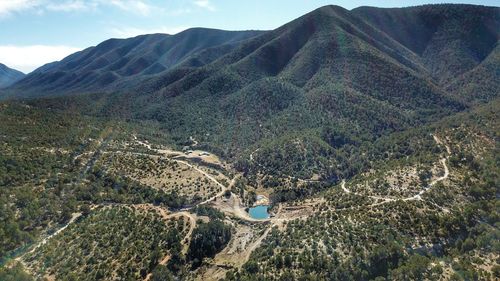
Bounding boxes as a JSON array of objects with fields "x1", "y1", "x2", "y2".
[{"x1": 0, "y1": 63, "x2": 25, "y2": 89}]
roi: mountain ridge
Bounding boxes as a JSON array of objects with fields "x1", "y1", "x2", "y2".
[
  {"x1": 0, "y1": 63, "x2": 25, "y2": 89},
  {"x1": 6, "y1": 28, "x2": 264, "y2": 97}
]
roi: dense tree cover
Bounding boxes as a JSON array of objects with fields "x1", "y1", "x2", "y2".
[
  {"x1": 0, "y1": 4, "x2": 497, "y2": 280},
  {"x1": 353, "y1": 4, "x2": 499, "y2": 87},
  {"x1": 151, "y1": 265, "x2": 175, "y2": 281},
  {"x1": 188, "y1": 220, "x2": 232, "y2": 267},
  {"x1": 4, "y1": 30, "x2": 263, "y2": 98},
  {"x1": 24, "y1": 206, "x2": 184, "y2": 280},
  {"x1": 0, "y1": 104, "x2": 104, "y2": 259},
  {"x1": 0, "y1": 103, "x2": 188, "y2": 264},
  {"x1": 16, "y1": 4, "x2": 496, "y2": 185},
  {"x1": 0, "y1": 263, "x2": 33, "y2": 281},
  {"x1": 190, "y1": 205, "x2": 225, "y2": 220}
]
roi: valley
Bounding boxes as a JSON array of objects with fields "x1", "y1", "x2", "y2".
[{"x1": 1, "y1": 98, "x2": 497, "y2": 280}]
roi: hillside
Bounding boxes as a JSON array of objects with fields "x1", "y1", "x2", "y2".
[
  {"x1": 6, "y1": 4, "x2": 497, "y2": 185},
  {"x1": 5, "y1": 28, "x2": 263, "y2": 97},
  {"x1": 99, "y1": 5, "x2": 476, "y2": 178},
  {"x1": 0, "y1": 63, "x2": 25, "y2": 88},
  {"x1": 352, "y1": 4, "x2": 500, "y2": 99}
]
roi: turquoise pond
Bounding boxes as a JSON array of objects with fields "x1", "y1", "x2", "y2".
[{"x1": 248, "y1": 205, "x2": 270, "y2": 219}]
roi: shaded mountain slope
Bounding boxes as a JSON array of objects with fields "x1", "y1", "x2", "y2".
[
  {"x1": 129, "y1": 5, "x2": 464, "y2": 126},
  {"x1": 7, "y1": 28, "x2": 263, "y2": 96},
  {"x1": 352, "y1": 4, "x2": 500, "y2": 85},
  {"x1": 0, "y1": 64, "x2": 24, "y2": 88},
  {"x1": 445, "y1": 43, "x2": 500, "y2": 103}
]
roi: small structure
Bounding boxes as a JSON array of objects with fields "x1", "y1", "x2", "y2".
[
  {"x1": 254, "y1": 194, "x2": 270, "y2": 206},
  {"x1": 199, "y1": 151, "x2": 210, "y2": 156}
]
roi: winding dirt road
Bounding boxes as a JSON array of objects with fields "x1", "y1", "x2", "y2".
[{"x1": 339, "y1": 134, "x2": 451, "y2": 208}]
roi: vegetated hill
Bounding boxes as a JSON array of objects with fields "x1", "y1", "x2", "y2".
[
  {"x1": 352, "y1": 4, "x2": 500, "y2": 87},
  {"x1": 112, "y1": 5, "x2": 473, "y2": 176},
  {"x1": 7, "y1": 4, "x2": 500, "y2": 182},
  {"x1": 5, "y1": 28, "x2": 263, "y2": 97},
  {"x1": 445, "y1": 43, "x2": 500, "y2": 103},
  {"x1": 0, "y1": 63, "x2": 24, "y2": 88}
]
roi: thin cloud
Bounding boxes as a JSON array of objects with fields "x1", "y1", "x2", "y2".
[
  {"x1": 46, "y1": 1, "x2": 96, "y2": 12},
  {"x1": 0, "y1": 0, "x2": 39, "y2": 16},
  {"x1": 0, "y1": 45, "x2": 82, "y2": 73},
  {"x1": 106, "y1": 0, "x2": 154, "y2": 16},
  {"x1": 194, "y1": 0, "x2": 215, "y2": 11},
  {"x1": 0, "y1": 0, "x2": 157, "y2": 17}
]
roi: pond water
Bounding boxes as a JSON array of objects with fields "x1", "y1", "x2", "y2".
[{"x1": 248, "y1": 205, "x2": 270, "y2": 219}]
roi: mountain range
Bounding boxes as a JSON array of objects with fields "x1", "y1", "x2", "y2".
[
  {"x1": 3, "y1": 4, "x2": 498, "y2": 103},
  {"x1": 6, "y1": 29, "x2": 263, "y2": 96},
  {"x1": 2, "y1": 4, "x2": 498, "y2": 180}
]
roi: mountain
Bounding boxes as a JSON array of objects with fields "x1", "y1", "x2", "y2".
[
  {"x1": 352, "y1": 4, "x2": 500, "y2": 100},
  {"x1": 6, "y1": 28, "x2": 263, "y2": 96},
  {"x1": 0, "y1": 64, "x2": 25, "y2": 88},
  {"x1": 1, "y1": 4, "x2": 498, "y2": 178},
  {"x1": 6, "y1": 4, "x2": 496, "y2": 180}
]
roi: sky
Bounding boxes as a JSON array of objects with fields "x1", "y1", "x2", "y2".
[{"x1": 0, "y1": 0, "x2": 498, "y2": 73}]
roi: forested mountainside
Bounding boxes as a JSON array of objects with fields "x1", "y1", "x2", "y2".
[
  {"x1": 0, "y1": 63, "x2": 25, "y2": 88},
  {"x1": 17, "y1": 4, "x2": 497, "y2": 183},
  {"x1": 5, "y1": 28, "x2": 263, "y2": 97},
  {"x1": 0, "y1": 3, "x2": 498, "y2": 281},
  {"x1": 352, "y1": 4, "x2": 500, "y2": 102}
]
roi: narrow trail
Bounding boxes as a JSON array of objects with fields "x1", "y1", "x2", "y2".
[
  {"x1": 78, "y1": 135, "x2": 112, "y2": 181},
  {"x1": 340, "y1": 180, "x2": 350, "y2": 193},
  {"x1": 165, "y1": 211, "x2": 196, "y2": 256},
  {"x1": 238, "y1": 204, "x2": 284, "y2": 268},
  {"x1": 13, "y1": 136, "x2": 111, "y2": 269},
  {"x1": 242, "y1": 226, "x2": 273, "y2": 264},
  {"x1": 143, "y1": 208, "x2": 196, "y2": 281},
  {"x1": 175, "y1": 159, "x2": 227, "y2": 206},
  {"x1": 15, "y1": 212, "x2": 82, "y2": 266},
  {"x1": 13, "y1": 137, "x2": 264, "y2": 279},
  {"x1": 133, "y1": 137, "x2": 230, "y2": 207}
]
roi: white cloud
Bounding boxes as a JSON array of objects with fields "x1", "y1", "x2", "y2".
[
  {"x1": 110, "y1": 26, "x2": 189, "y2": 38},
  {"x1": 0, "y1": 0, "x2": 40, "y2": 16},
  {"x1": 194, "y1": 0, "x2": 215, "y2": 11},
  {"x1": 46, "y1": 0, "x2": 96, "y2": 12},
  {"x1": 0, "y1": 0, "x2": 157, "y2": 17},
  {"x1": 0, "y1": 45, "x2": 82, "y2": 73}
]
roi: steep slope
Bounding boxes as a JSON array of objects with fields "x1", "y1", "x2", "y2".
[
  {"x1": 7, "y1": 28, "x2": 263, "y2": 96},
  {"x1": 0, "y1": 64, "x2": 25, "y2": 88},
  {"x1": 445, "y1": 43, "x2": 500, "y2": 103},
  {"x1": 129, "y1": 5, "x2": 463, "y2": 139},
  {"x1": 352, "y1": 4, "x2": 500, "y2": 85}
]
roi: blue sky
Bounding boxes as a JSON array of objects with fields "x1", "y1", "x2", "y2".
[{"x1": 0, "y1": 0, "x2": 498, "y2": 73}]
